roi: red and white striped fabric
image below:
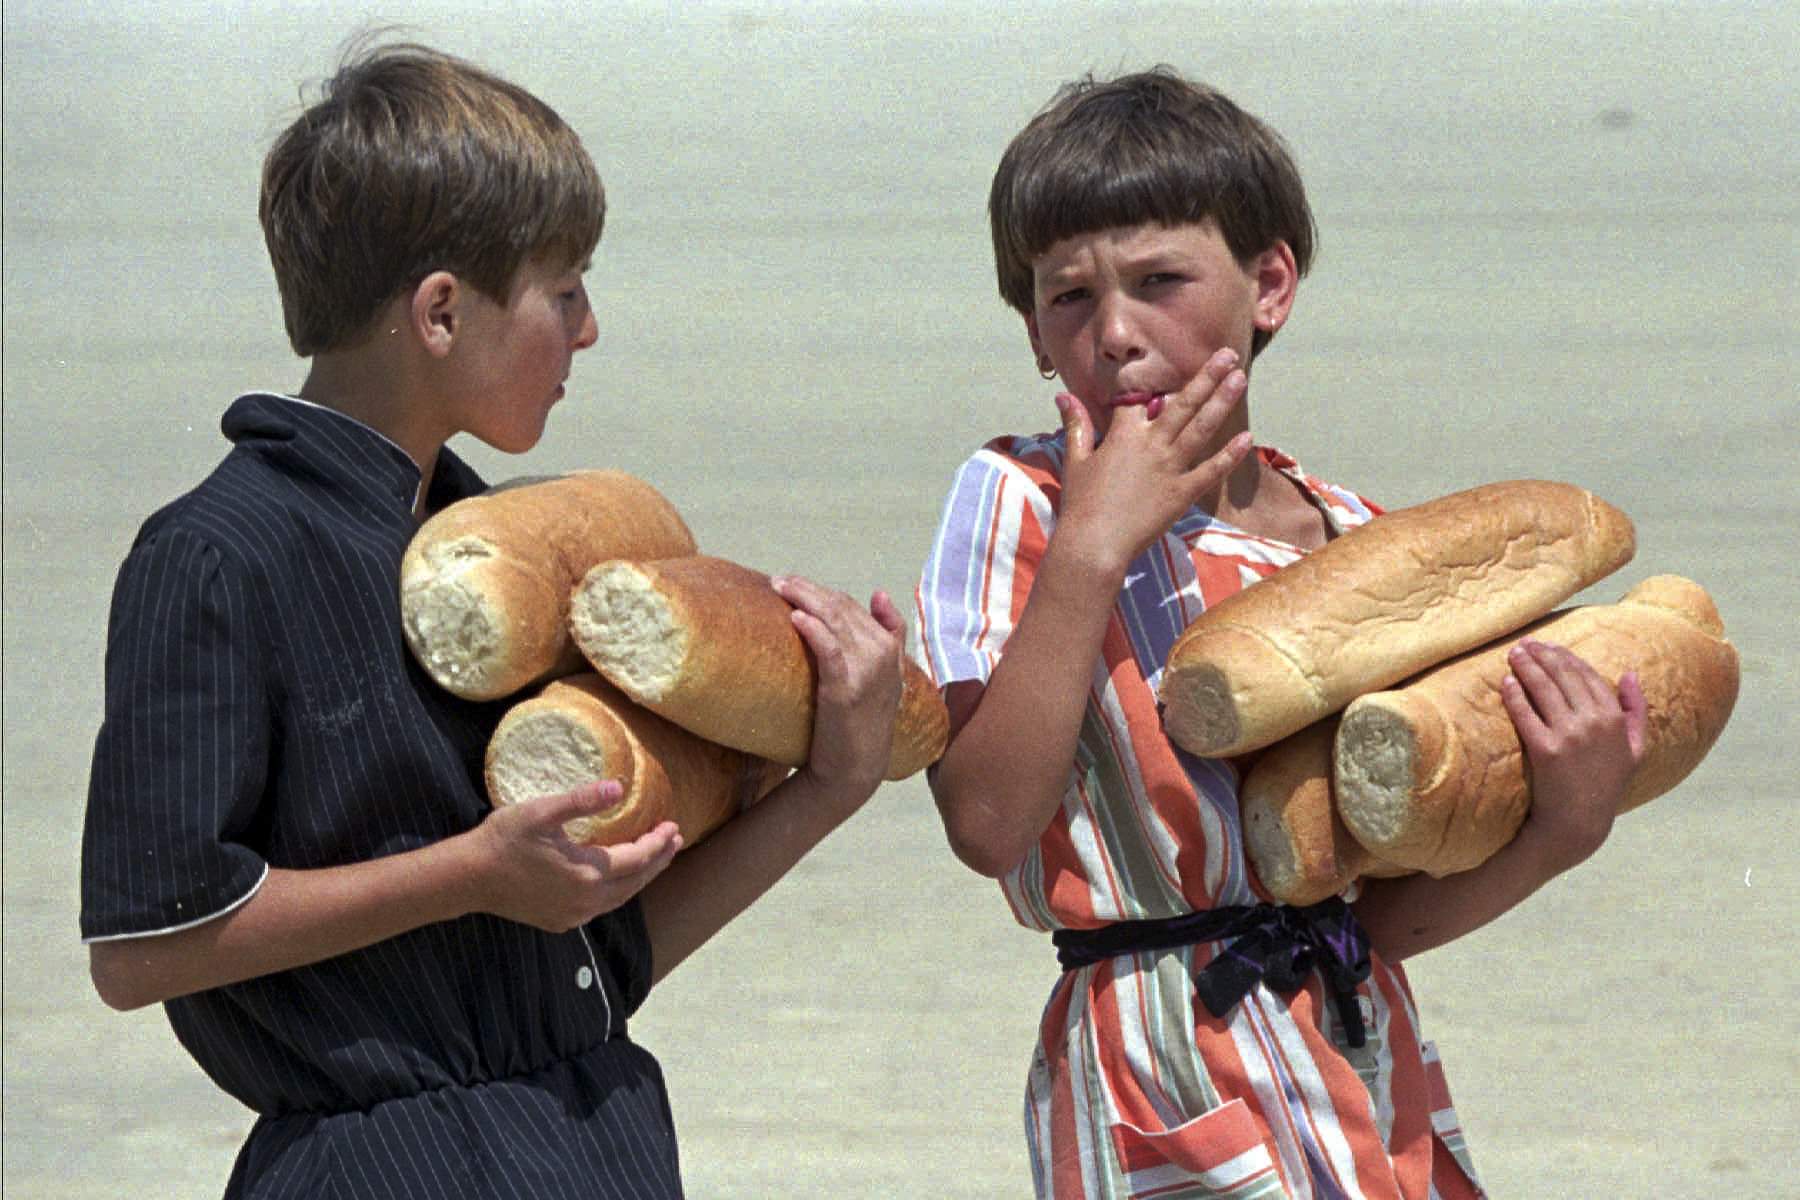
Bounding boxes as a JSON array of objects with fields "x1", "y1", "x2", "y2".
[{"x1": 916, "y1": 432, "x2": 1484, "y2": 1199}]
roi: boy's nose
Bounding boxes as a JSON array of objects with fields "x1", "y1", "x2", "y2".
[
  {"x1": 1096, "y1": 297, "x2": 1144, "y2": 363},
  {"x1": 571, "y1": 288, "x2": 598, "y2": 351}
]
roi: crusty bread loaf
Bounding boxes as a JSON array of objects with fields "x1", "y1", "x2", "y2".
[
  {"x1": 485, "y1": 673, "x2": 785, "y2": 847},
  {"x1": 401, "y1": 471, "x2": 696, "y2": 700},
  {"x1": 1334, "y1": 575, "x2": 1739, "y2": 874},
  {"x1": 1240, "y1": 719, "x2": 1413, "y2": 906},
  {"x1": 1159, "y1": 480, "x2": 1635, "y2": 758},
  {"x1": 569, "y1": 555, "x2": 949, "y2": 779}
]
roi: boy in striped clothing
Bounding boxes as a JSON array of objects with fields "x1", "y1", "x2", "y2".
[
  {"x1": 80, "y1": 42, "x2": 905, "y2": 1198},
  {"x1": 915, "y1": 68, "x2": 1647, "y2": 1198}
]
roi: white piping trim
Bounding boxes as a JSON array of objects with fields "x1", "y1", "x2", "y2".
[
  {"x1": 573, "y1": 925, "x2": 615, "y2": 1035},
  {"x1": 81, "y1": 863, "x2": 271, "y2": 944},
  {"x1": 251, "y1": 392, "x2": 431, "y2": 512}
]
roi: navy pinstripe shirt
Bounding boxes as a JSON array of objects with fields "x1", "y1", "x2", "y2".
[{"x1": 81, "y1": 394, "x2": 684, "y2": 1198}]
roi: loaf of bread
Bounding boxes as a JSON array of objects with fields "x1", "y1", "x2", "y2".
[
  {"x1": 1334, "y1": 575, "x2": 1739, "y2": 874},
  {"x1": 1240, "y1": 719, "x2": 1413, "y2": 906},
  {"x1": 486, "y1": 673, "x2": 785, "y2": 847},
  {"x1": 1159, "y1": 480, "x2": 1635, "y2": 758},
  {"x1": 401, "y1": 471, "x2": 697, "y2": 700},
  {"x1": 569, "y1": 555, "x2": 949, "y2": 779}
]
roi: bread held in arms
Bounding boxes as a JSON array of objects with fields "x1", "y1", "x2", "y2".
[
  {"x1": 486, "y1": 673, "x2": 787, "y2": 847},
  {"x1": 1239, "y1": 719, "x2": 1414, "y2": 907},
  {"x1": 569, "y1": 555, "x2": 950, "y2": 779},
  {"x1": 400, "y1": 471, "x2": 697, "y2": 700},
  {"x1": 1333, "y1": 574, "x2": 1739, "y2": 875},
  {"x1": 1159, "y1": 480, "x2": 1636, "y2": 758}
]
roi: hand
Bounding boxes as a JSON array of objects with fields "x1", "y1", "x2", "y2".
[
  {"x1": 1501, "y1": 638, "x2": 1649, "y2": 874},
  {"x1": 467, "y1": 781, "x2": 682, "y2": 932},
  {"x1": 771, "y1": 575, "x2": 905, "y2": 805},
  {"x1": 1056, "y1": 347, "x2": 1254, "y2": 572}
]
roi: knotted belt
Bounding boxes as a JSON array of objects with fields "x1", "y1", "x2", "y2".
[{"x1": 1051, "y1": 899, "x2": 1373, "y2": 1048}]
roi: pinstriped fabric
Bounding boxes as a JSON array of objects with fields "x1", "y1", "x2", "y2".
[
  {"x1": 81, "y1": 394, "x2": 682, "y2": 1198},
  {"x1": 916, "y1": 430, "x2": 1483, "y2": 1200}
]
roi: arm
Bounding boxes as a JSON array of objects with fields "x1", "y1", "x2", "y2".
[
  {"x1": 638, "y1": 577, "x2": 905, "y2": 983},
  {"x1": 89, "y1": 784, "x2": 681, "y2": 1011},
  {"x1": 930, "y1": 350, "x2": 1253, "y2": 877},
  {"x1": 1353, "y1": 638, "x2": 1648, "y2": 961}
]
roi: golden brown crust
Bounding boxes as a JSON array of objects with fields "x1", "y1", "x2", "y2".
[
  {"x1": 1160, "y1": 480, "x2": 1636, "y2": 758},
  {"x1": 485, "y1": 673, "x2": 775, "y2": 847},
  {"x1": 1335, "y1": 575, "x2": 1739, "y2": 874},
  {"x1": 1241, "y1": 719, "x2": 1411, "y2": 905},
  {"x1": 573, "y1": 555, "x2": 949, "y2": 778},
  {"x1": 401, "y1": 471, "x2": 697, "y2": 700}
]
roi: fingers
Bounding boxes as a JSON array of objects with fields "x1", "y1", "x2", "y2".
[
  {"x1": 1150, "y1": 347, "x2": 1247, "y2": 447},
  {"x1": 1055, "y1": 392, "x2": 1096, "y2": 460},
  {"x1": 1503, "y1": 639, "x2": 1640, "y2": 751},
  {"x1": 595, "y1": 821, "x2": 683, "y2": 879},
  {"x1": 1505, "y1": 638, "x2": 1580, "y2": 723},
  {"x1": 1617, "y1": 669, "x2": 1649, "y2": 762},
  {"x1": 527, "y1": 779, "x2": 625, "y2": 828},
  {"x1": 771, "y1": 575, "x2": 903, "y2": 656},
  {"x1": 867, "y1": 588, "x2": 905, "y2": 635}
]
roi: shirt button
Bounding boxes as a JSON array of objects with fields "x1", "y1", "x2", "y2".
[{"x1": 575, "y1": 965, "x2": 595, "y2": 990}]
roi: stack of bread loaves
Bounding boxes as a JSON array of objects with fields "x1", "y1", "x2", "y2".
[
  {"x1": 401, "y1": 472, "x2": 949, "y2": 849},
  {"x1": 1158, "y1": 480, "x2": 1739, "y2": 904}
]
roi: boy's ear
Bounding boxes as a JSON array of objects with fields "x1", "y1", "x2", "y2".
[
  {"x1": 1024, "y1": 312, "x2": 1045, "y2": 361},
  {"x1": 410, "y1": 270, "x2": 463, "y2": 358},
  {"x1": 1251, "y1": 241, "x2": 1299, "y2": 335}
]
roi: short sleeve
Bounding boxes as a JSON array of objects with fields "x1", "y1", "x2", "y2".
[
  {"x1": 80, "y1": 527, "x2": 272, "y2": 940},
  {"x1": 913, "y1": 445, "x2": 1060, "y2": 689}
]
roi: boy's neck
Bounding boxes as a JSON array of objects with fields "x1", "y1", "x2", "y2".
[
  {"x1": 298, "y1": 330, "x2": 450, "y2": 518},
  {"x1": 1184, "y1": 400, "x2": 1331, "y2": 551}
]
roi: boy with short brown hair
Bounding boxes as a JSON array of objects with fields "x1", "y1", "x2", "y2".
[
  {"x1": 917, "y1": 67, "x2": 1644, "y2": 1197},
  {"x1": 82, "y1": 42, "x2": 905, "y2": 1198}
]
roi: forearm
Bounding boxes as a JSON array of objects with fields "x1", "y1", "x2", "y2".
[
  {"x1": 1352, "y1": 827, "x2": 1576, "y2": 963},
  {"x1": 930, "y1": 535, "x2": 1124, "y2": 876},
  {"x1": 638, "y1": 768, "x2": 864, "y2": 984},
  {"x1": 88, "y1": 834, "x2": 483, "y2": 1010}
]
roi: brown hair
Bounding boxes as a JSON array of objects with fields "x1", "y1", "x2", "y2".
[
  {"x1": 989, "y1": 67, "x2": 1315, "y2": 358},
  {"x1": 259, "y1": 42, "x2": 604, "y2": 355}
]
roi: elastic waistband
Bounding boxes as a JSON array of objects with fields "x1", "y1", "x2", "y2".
[{"x1": 1052, "y1": 900, "x2": 1373, "y2": 1047}]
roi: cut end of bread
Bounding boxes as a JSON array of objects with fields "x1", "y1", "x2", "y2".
[
  {"x1": 571, "y1": 562, "x2": 689, "y2": 703},
  {"x1": 487, "y1": 709, "x2": 614, "y2": 807},
  {"x1": 485, "y1": 708, "x2": 635, "y2": 846},
  {"x1": 1240, "y1": 790, "x2": 1310, "y2": 905},
  {"x1": 400, "y1": 536, "x2": 506, "y2": 696},
  {"x1": 1159, "y1": 662, "x2": 1243, "y2": 758},
  {"x1": 1334, "y1": 701, "x2": 1423, "y2": 860}
]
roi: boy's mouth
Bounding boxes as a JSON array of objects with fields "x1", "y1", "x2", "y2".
[{"x1": 1107, "y1": 390, "x2": 1161, "y2": 409}]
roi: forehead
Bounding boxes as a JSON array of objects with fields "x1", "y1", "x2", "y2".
[{"x1": 1032, "y1": 220, "x2": 1232, "y2": 275}]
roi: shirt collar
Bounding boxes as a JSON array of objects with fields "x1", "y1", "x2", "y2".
[{"x1": 220, "y1": 392, "x2": 486, "y2": 519}]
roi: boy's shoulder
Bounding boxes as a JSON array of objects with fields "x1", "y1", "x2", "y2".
[
  {"x1": 124, "y1": 392, "x2": 460, "y2": 571},
  {"x1": 969, "y1": 427, "x2": 1068, "y2": 480}
]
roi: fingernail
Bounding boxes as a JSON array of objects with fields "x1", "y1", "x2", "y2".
[
  {"x1": 1217, "y1": 348, "x2": 1240, "y2": 370},
  {"x1": 1145, "y1": 395, "x2": 1165, "y2": 419},
  {"x1": 1053, "y1": 393, "x2": 1069, "y2": 416}
]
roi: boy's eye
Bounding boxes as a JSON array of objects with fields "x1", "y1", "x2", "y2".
[
  {"x1": 1143, "y1": 271, "x2": 1184, "y2": 287},
  {"x1": 1048, "y1": 287, "x2": 1089, "y2": 307}
]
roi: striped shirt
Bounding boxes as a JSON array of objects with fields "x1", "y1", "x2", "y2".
[
  {"x1": 81, "y1": 393, "x2": 683, "y2": 1199},
  {"x1": 915, "y1": 432, "x2": 1484, "y2": 1200}
]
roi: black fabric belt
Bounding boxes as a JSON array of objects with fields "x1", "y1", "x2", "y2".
[{"x1": 1051, "y1": 899, "x2": 1373, "y2": 1048}]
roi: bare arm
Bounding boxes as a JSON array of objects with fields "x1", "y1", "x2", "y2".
[
  {"x1": 88, "y1": 783, "x2": 681, "y2": 1011},
  {"x1": 639, "y1": 578, "x2": 905, "y2": 983},
  {"x1": 1354, "y1": 638, "x2": 1648, "y2": 961},
  {"x1": 929, "y1": 350, "x2": 1253, "y2": 877}
]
